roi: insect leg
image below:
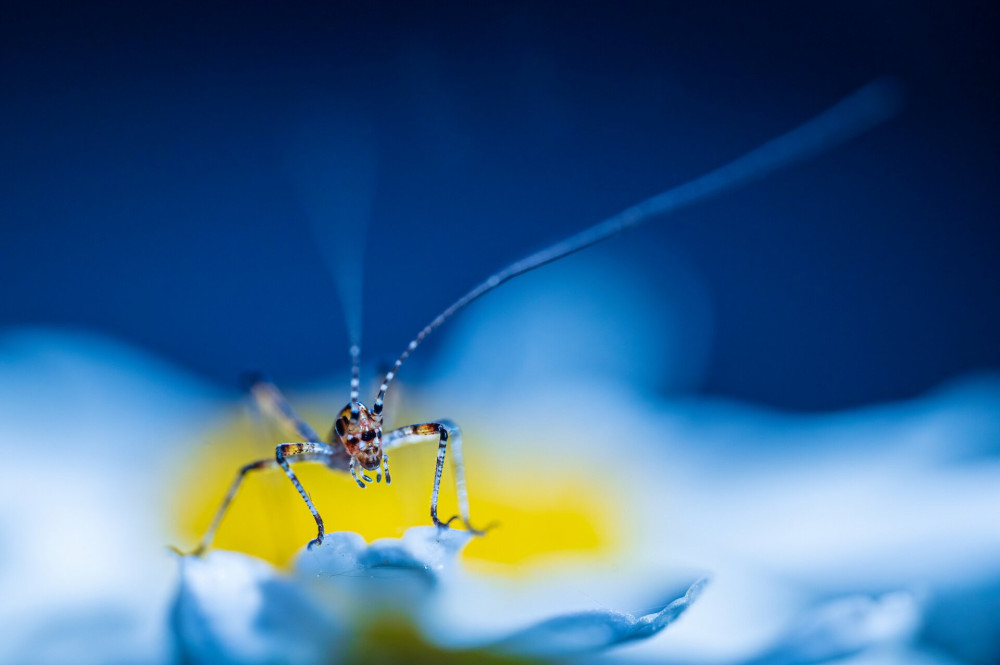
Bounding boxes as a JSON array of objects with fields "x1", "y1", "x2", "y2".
[
  {"x1": 275, "y1": 442, "x2": 335, "y2": 549},
  {"x1": 383, "y1": 420, "x2": 491, "y2": 535},
  {"x1": 245, "y1": 374, "x2": 323, "y2": 443},
  {"x1": 181, "y1": 458, "x2": 277, "y2": 556}
]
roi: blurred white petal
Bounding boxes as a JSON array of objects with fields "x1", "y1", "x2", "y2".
[
  {"x1": 172, "y1": 551, "x2": 339, "y2": 665},
  {"x1": 0, "y1": 329, "x2": 223, "y2": 664},
  {"x1": 749, "y1": 591, "x2": 921, "y2": 665},
  {"x1": 490, "y1": 578, "x2": 707, "y2": 657},
  {"x1": 294, "y1": 528, "x2": 475, "y2": 615},
  {"x1": 831, "y1": 647, "x2": 966, "y2": 665}
]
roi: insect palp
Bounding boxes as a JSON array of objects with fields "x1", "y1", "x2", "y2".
[{"x1": 350, "y1": 458, "x2": 367, "y2": 489}]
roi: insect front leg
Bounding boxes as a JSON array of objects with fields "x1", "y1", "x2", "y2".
[
  {"x1": 182, "y1": 458, "x2": 277, "y2": 556},
  {"x1": 275, "y1": 442, "x2": 336, "y2": 549},
  {"x1": 383, "y1": 420, "x2": 491, "y2": 535},
  {"x1": 181, "y1": 445, "x2": 334, "y2": 556}
]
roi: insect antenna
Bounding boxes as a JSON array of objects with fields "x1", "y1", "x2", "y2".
[
  {"x1": 287, "y1": 114, "x2": 376, "y2": 422},
  {"x1": 372, "y1": 79, "x2": 902, "y2": 418},
  {"x1": 348, "y1": 343, "x2": 362, "y2": 420}
]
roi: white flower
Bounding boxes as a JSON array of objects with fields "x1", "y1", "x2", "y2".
[
  {"x1": 173, "y1": 528, "x2": 706, "y2": 663},
  {"x1": 170, "y1": 527, "x2": 926, "y2": 664},
  {"x1": 1, "y1": 261, "x2": 997, "y2": 664}
]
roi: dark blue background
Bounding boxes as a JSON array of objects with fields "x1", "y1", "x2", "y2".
[{"x1": 1, "y1": 1, "x2": 997, "y2": 410}]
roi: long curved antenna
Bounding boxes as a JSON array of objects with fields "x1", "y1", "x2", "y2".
[
  {"x1": 313, "y1": 205, "x2": 370, "y2": 422},
  {"x1": 285, "y1": 111, "x2": 376, "y2": 421},
  {"x1": 371, "y1": 79, "x2": 903, "y2": 418}
]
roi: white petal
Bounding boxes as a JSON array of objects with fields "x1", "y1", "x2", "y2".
[
  {"x1": 490, "y1": 578, "x2": 707, "y2": 657},
  {"x1": 295, "y1": 527, "x2": 705, "y2": 656},
  {"x1": 293, "y1": 528, "x2": 475, "y2": 615},
  {"x1": 0, "y1": 330, "x2": 222, "y2": 664},
  {"x1": 173, "y1": 551, "x2": 340, "y2": 665},
  {"x1": 757, "y1": 591, "x2": 922, "y2": 664}
]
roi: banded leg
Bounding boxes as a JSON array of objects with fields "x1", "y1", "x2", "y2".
[
  {"x1": 246, "y1": 376, "x2": 323, "y2": 443},
  {"x1": 185, "y1": 458, "x2": 277, "y2": 556},
  {"x1": 275, "y1": 442, "x2": 335, "y2": 549},
  {"x1": 383, "y1": 420, "x2": 490, "y2": 535}
]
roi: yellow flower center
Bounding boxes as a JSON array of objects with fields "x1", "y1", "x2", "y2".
[{"x1": 171, "y1": 409, "x2": 624, "y2": 572}]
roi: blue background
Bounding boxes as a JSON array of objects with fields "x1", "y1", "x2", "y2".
[{"x1": 1, "y1": 1, "x2": 997, "y2": 411}]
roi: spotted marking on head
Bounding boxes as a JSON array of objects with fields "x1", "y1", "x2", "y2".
[{"x1": 330, "y1": 401, "x2": 383, "y2": 473}]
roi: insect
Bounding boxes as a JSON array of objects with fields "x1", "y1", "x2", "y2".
[{"x1": 186, "y1": 80, "x2": 899, "y2": 554}]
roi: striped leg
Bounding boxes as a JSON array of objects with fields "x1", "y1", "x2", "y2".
[
  {"x1": 247, "y1": 376, "x2": 323, "y2": 443},
  {"x1": 275, "y1": 442, "x2": 335, "y2": 549},
  {"x1": 383, "y1": 420, "x2": 491, "y2": 535},
  {"x1": 184, "y1": 458, "x2": 277, "y2": 556}
]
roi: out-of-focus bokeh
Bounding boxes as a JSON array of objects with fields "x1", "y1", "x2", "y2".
[
  {"x1": 1, "y1": 3, "x2": 999, "y2": 665},
  {"x1": 3, "y1": 2, "x2": 998, "y2": 411}
]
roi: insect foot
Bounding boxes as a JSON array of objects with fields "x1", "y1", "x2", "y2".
[
  {"x1": 432, "y1": 515, "x2": 461, "y2": 530},
  {"x1": 433, "y1": 514, "x2": 497, "y2": 537},
  {"x1": 307, "y1": 534, "x2": 324, "y2": 550},
  {"x1": 168, "y1": 544, "x2": 207, "y2": 558},
  {"x1": 464, "y1": 518, "x2": 499, "y2": 537}
]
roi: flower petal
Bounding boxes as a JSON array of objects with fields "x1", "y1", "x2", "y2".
[
  {"x1": 294, "y1": 527, "x2": 705, "y2": 657},
  {"x1": 489, "y1": 577, "x2": 708, "y2": 657},
  {"x1": 172, "y1": 551, "x2": 340, "y2": 665},
  {"x1": 751, "y1": 591, "x2": 921, "y2": 664},
  {"x1": 294, "y1": 527, "x2": 475, "y2": 614}
]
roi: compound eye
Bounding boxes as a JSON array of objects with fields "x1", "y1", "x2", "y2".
[{"x1": 335, "y1": 418, "x2": 346, "y2": 437}]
